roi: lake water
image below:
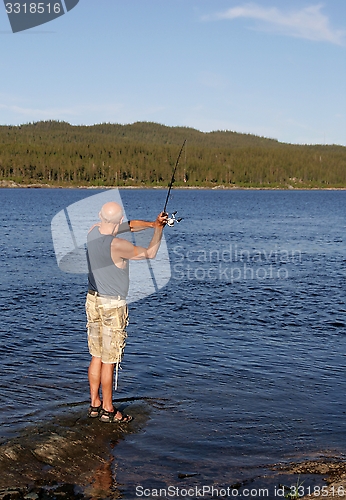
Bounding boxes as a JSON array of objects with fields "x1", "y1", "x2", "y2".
[{"x1": 0, "y1": 188, "x2": 345, "y2": 497}]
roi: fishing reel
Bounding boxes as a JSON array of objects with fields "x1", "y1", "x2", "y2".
[{"x1": 166, "y1": 211, "x2": 183, "y2": 227}]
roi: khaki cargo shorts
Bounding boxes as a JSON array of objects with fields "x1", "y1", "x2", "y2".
[{"x1": 85, "y1": 292, "x2": 129, "y2": 365}]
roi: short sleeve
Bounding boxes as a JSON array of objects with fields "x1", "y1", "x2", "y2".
[{"x1": 117, "y1": 221, "x2": 131, "y2": 234}]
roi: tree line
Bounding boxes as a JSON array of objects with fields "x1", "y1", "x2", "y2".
[{"x1": 0, "y1": 120, "x2": 345, "y2": 188}]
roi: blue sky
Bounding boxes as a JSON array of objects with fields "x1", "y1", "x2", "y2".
[{"x1": 0, "y1": 0, "x2": 345, "y2": 145}]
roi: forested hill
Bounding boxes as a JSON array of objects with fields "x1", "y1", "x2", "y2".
[{"x1": 0, "y1": 120, "x2": 345, "y2": 188}]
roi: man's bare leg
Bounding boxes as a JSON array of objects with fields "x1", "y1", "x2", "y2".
[
  {"x1": 100, "y1": 363, "x2": 115, "y2": 411},
  {"x1": 101, "y1": 363, "x2": 123, "y2": 419},
  {"x1": 88, "y1": 356, "x2": 102, "y2": 408}
]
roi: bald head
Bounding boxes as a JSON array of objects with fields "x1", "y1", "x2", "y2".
[{"x1": 99, "y1": 202, "x2": 123, "y2": 225}]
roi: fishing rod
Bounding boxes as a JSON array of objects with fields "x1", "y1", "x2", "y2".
[{"x1": 163, "y1": 139, "x2": 186, "y2": 227}]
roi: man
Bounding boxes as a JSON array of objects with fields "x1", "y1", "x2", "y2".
[{"x1": 85, "y1": 201, "x2": 167, "y2": 423}]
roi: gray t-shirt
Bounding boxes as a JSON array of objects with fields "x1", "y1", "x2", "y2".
[{"x1": 87, "y1": 226, "x2": 129, "y2": 298}]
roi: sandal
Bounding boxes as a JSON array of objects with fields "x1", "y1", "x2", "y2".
[
  {"x1": 99, "y1": 408, "x2": 133, "y2": 423},
  {"x1": 87, "y1": 404, "x2": 102, "y2": 418}
]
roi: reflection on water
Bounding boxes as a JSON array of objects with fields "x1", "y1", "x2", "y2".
[{"x1": 0, "y1": 188, "x2": 345, "y2": 496}]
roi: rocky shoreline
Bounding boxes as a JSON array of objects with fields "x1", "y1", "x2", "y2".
[
  {"x1": 0, "y1": 458, "x2": 346, "y2": 500},
  {"x1": 1, "y1": 180, "x2": 346, "y2": 190},
  {"x1": 2, "y1": 406, "x2": 346, "y2": 500}
]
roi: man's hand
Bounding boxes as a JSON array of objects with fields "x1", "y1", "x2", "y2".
[{"x1": 154, "y1": 212, "x2": 168, "y2": 228}]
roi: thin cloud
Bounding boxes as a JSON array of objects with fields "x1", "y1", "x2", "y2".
[
  {"x1": 0, "y1": 102, "x2": 124, "y2": 120},
  {"x1": 0, "y1": 104, "x2": 74, "y2": 117},
  {"x1": 206, "y1": 3, "x2": 345, "y2": 45}
]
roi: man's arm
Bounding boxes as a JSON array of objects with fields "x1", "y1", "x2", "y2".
[
  {"x1": 117, "y1": 220, "x2": 155, "y2": 234},
  {"x1": 112, "y1": 213, "x2": 167, "y2": 264},
  {"x1": 129, "y1": 220, "x2": 155, "y2": 231}
]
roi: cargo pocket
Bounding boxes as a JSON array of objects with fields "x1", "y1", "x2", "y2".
[{"x1": 85, "y1": 294, "x2": 102, "y2": 357}]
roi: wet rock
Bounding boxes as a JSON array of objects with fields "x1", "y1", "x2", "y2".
[
  {"x1": 0, "y1": 404, "x2": 142, "y2": 498},
  {"x1": 0, "y1": 484, "x2": 85, "y2": 500},
  {"x1": 0, "y1": 488, "x2": 23, "y2": 500},
  {"x1": 0, "y1": 445, "x2": 23, "y2": 462},
  {"x1": 178, "y1": 472, "x2": 200, "y2": 479},
  {"x1": 275, "y1": 458, "x2": 346, "y2": 484},
  {"x1": 274, "y1": 458, "x2": 346, "y2": 499},
  {"x1": 23, "y1": 493, "x2": 39, "y2": 500},
  {"x1": 32, "y1": 433, "x2": 83, "y2": 466}
]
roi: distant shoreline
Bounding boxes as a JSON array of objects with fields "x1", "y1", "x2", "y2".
[
  {"x1": 1, "y1": 122, "x2": 345, "y2": 191},
  {"x1": 1, "y1": 180, "x2": 346, "y2": 191}
]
